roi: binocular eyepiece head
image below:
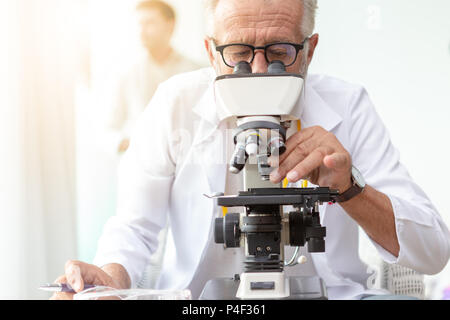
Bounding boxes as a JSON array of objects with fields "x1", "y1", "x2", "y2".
[{"x1": 233, "y1": 60, "x2": 286, "y2": 75}]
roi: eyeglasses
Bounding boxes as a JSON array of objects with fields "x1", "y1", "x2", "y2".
[{"x1": 214, "y1": 38, "x2": 309, "y2": 68}]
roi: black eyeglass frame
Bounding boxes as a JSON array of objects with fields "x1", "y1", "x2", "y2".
[{"x1": 214, "y1": 38, "x2": 309, "y2": 68}]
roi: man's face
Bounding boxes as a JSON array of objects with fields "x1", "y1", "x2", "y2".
[
  {"x1": 138, "y1": 8, "x2": 174, "y2": 50},
  {"x1": 205, "y1": 0, "x2": 318, "y2": 76}
]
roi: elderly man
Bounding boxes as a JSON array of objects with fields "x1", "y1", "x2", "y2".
[{"x1": 53, "y1": 0, "x2": 449, "y2": 300}]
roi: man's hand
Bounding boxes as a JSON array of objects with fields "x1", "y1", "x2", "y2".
[
  {"x1": 269, "y1": 126, "x2": 352, "y2": 192},
  {"x1": 118, "y1": 138, "x2": 130, "y2": 154},
  {"x1": 50, "y1": 261, "x2": 130, "y2": 300},
  {"x1": 269, "y1": 126, "x2": 400, "y2": 256}
]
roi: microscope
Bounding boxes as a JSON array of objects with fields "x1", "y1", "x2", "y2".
[{"x1": 200, "y1": 61, "x2": 339, "y2": 300}]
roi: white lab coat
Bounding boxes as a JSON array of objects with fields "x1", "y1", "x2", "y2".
[
  {"x1": 94, "y1": 67, "x2": 450, "y2": 300},
  {"x1": 102, "y1": 50, "x2": 201, "y2": 156}
]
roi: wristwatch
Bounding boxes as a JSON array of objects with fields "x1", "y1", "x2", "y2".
[{"x1": 336, "y1": 166, "x2": 366, "y2": 203}]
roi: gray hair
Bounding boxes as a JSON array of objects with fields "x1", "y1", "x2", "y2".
[{"x1": 204, "y1": 0, "x2": 318, "y2": 38}]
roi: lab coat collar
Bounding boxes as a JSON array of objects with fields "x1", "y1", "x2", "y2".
[
  {"x1": 191, "y1": 72, "x2": 344, "y2": 195},
  {"x1": 192, "y1": 82, "x2": 221, "y2": 147},
  {"x1": 298, "y1": 76, "x2": 343, "y2": 132},
  {"x1": 192, "y1": 72, "x2": 343, "y2": 141},
  {"x1": 193, "y1": 81, "x2": 220, "y2": 127},
  {"x1": 187, "y1": 73, "x2": 344, "y2": 285}
]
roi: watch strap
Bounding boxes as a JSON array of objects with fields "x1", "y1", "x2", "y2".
[{"x1": 336, "y1": 183, "x2": 363, "y2": 203}]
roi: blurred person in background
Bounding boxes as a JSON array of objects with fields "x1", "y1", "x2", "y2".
[{"x1": 107, "y1": 0, "x2": 200, "y2": 155}]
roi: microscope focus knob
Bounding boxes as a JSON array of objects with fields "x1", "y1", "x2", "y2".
[
  {"x1": 214, "y1": 213, "x2": 241, "y2": 248},
  {"x1": 308, "y1": 237, "x2": 325, "y2": 253},
  {"x1": 214, "y1": 217, "x2": 225, "y2": 244}
]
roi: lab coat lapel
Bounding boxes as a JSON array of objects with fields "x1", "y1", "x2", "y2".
[
  {"x1": 178, "y1": 72, "x2": 366, "y2": 296},
  {"x1": 294, "y1": 78, "x2": 351, "y2": 291},
  {"x1": 166, "y1": 85, "x2": 226, "y2": 289},
  {"x1": 287, "y1": 78, "x2": 343, "y2": 226},
  {"x1": 295, "y1": 77, "x2": 343, "y2": 132},
  {"x1": 193, "y1": 73, "x2": 343, "y2": 133},
  {"x1": 171, "y1": 83, "x2": 227, "y2": 289},
  {"x1": 192, "y1": 82, "x2": 228, "y2": 195},
  {"x1": 191, "y1": 75, "x2": 345, "y2": 218},
  {"x1": 189, "y1": 72, "x2": 346, "y2": 255},
  {"x1": 192, "y1": 125, "x2": 228, "y2": 196}
]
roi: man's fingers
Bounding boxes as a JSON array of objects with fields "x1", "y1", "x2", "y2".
[
  {"x1": 52, "y1": 260, "x2": 118, "y2": 300},
  {"x1": 278, "y1": 127, "x2": 316, "y2": 163},
  {"x1": 269, "y1": 127, "x2": 350, "y2": 187},
  {"x1": 323, "y1": 152, "x2": 350, "y2": 171},
  {"x1": 271, "y1": 146, "x2": 332, "y2": 183},
  {"x1": 50, "y1": 292, "x2": 75, "y2": 300},
  {"x1": 54, "y1": 275, "x2": 66, "y2": 284},
  {"x1": 64, "y1": 260, "x2": 115, "y2": 293},
  {"x1": 270, "y1": 138, "x2": 321, "y2": 183},
  {"x1": 49, "y1": 275, "x2": 74, "y2": 300},
  {"x1": 65, "y1": 261, "x2": 84, "y2": 292},
  {"x1": 286, "y1": 147, "x2": 332, "y2": 183}
]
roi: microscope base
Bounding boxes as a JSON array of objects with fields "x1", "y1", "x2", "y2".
[{"x1": 199, "y1": 276, "x2": 327, "y2": 300}]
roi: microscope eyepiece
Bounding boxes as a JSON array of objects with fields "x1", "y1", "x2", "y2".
[
  {"x1": 268, "y1": 60, "x2": 286, "y2": 74},
  {"x1": 233, "y1": 61, "x2": 252, "y2": 74}
]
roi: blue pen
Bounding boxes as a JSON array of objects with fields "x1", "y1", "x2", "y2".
[{"x1": 39, "y1": 283, "x2": 98, "y2": 293}]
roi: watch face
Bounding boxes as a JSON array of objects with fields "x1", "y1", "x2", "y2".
[{"x1": 352, "y1": 166, "x2": 366, "y2": 188}]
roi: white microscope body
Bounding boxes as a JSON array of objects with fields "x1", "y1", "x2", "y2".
[
  {"x1": 201, "y1": 61, "x2": 336, "y2": 300},
  {"x1": 216, "y1": 63, "x2": 302, "y2": 299}
]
